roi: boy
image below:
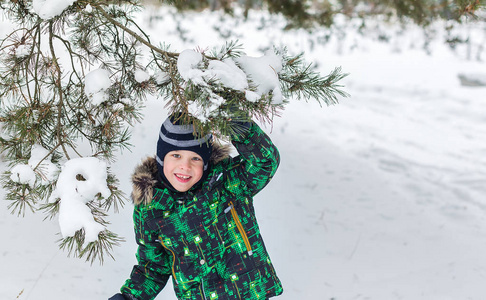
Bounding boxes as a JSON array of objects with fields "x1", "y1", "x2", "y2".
[{"x1": 110, "y1": 113, "x2": 283, "y2": 300}]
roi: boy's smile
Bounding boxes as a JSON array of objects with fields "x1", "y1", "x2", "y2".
[{"x1": 163, "y1": 150, "x2": 204, "y2": 192}]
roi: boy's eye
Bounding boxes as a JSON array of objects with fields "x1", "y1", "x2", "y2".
[
  {"x1": 192, "y1": 157, "x2": 202, "y2": 161},
  {"x1": 172, "y1": 154, "x2": 181, "y2": 158}
]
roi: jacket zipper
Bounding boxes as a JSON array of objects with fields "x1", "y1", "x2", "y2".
[
  {"x1": 159, "y1": 237, "x2": 179, "y2": 284},
  {"x1": 201, "y1": 280, "x2": 208, "y2": 300},
  {"x1": 228, "y1": 201, "x2": 253, "y2": 256}
]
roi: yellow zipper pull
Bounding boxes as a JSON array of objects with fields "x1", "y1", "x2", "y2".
[{"x1": 227, "y1": 202, "x2": 253, "y2": 256}]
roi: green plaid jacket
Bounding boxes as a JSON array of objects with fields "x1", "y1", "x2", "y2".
[{"x1": 120, "y1": 123, "x2": 283, "y2": 300}]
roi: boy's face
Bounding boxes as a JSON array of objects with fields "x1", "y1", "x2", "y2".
[{"x1": 163, "y1": 150, "x2": 204, "y2": 192}]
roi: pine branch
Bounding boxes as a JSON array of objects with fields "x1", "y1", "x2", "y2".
[
  {"x1": 81, "y1": 230, "x2": 125, "y2": 265},
  {"x1": 39, "y1": 199, "x2": 60, "y2": 221},
  {"x1": 93, "y1": 4, "x2": 179, "y2": 59},
  {"x1": 0, "y1": 0, "x2": 350, "y2": 264},
  {"x1": 48, "y1": 20, "x2": 71, "y2": 160},
  {"x1": 58, "y1": 228, "x2": 124, "y2": 264},
  {"x1": 280, "y1": 52, "x2": 350, "y2": 106},
  {"x1": 210, "y1": 40, "x2": 245, "y2": 60}
]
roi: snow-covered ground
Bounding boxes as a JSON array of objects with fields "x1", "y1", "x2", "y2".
[{"x1": 1, "y1": 6, "x2": 486, "y2": 300}]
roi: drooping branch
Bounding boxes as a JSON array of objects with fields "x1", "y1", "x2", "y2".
[
  {"x1": 48, "y1": 20, "x2": 71, "y2": 160},
  {"x1": 93, "y1": 4, "x2": 179, "y2": 59}
]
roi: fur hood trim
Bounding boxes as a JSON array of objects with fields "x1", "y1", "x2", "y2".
[{"x1": 131, "y1": 142, "x2": 232, "y2": 205}]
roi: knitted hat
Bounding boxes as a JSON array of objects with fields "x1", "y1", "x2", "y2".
[{"x1": 156, "y1": 114, "x2": 213, "y2": 188}]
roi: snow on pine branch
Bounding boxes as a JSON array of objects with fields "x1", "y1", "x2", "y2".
[
  {"x1": 174, "y1": 47, "x2": 286, "y2": 126},
  {"x1": 32, "y1": 0, "x2": 76, "y2": 20},
  {"x1": 173, "y1": 44, "x2": 347, "y2": 136},
  {"x1": 10, "y1": 145, "x2": 58, "y2": 187},
  {"x1": 49, "y1": 157, "x2": 111, "y2": 245},
  {"x1": 84, "y1": 68, "x2": 112, "y2": 106},
  {"x1": 177, "y1": 48, "x2": 283, "y2": 105}
]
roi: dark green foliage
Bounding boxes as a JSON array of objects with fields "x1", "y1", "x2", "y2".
[
  {"x1": 168, "y1": 0, "x2": 485, "y2": 29},
  {"x1": 278, "y1": 51, "x2": 349, "y2": 106},
  {"x1": 58, "y1": 228, "x2": 125, "y2": 265}
]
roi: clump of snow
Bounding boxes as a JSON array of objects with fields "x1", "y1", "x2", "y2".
[
  {"x1": 32, "y1": 0, "x2": 76, "y2": 20},
  {"x1": 187, "y1": 101, "x2": 204, "y2": 122},
  {"x1": 134, "y1": 69, "x2": 150, "y2": 83},
  {"x1": 245, "y1": 90, "x2": 261, "y2": 103},
  {"x1": 119, "y1": 97, "x2": 131, "y2": 105},
  {"x1": 207, "y1": 59, "x2": 248, "y2": 90},
  {"x1": 51, "y1": 157, "x2": 111, "y2": 243},
  {"x1": 177, "y1": 50, "x2": 231, "y2": 122},
  {"x1": 178, "y1": 49, "x2": 249, "y2": 90},
  {"x1": 155, "y1": 71, "x2": 170, "y2": 84},
  {"x1": 187, "y1": 94, "x2": 225, "y2": 123},
  {"x1": 176, "y1": 48, "x2": 286, "y2": 121},
  {"x1": 15, "y1": 45, "x2": 30, "y2": 58},
  {"x1": 9, "y1": 145, "x2": 58, "y2": 186},
  {"x1": 112, "y1": 103, "x2": 125, "y2": 111},
  {"x1": 10, "y1": 164, "x2": 36, "y2": 186},
  {"x1": 236, "y1": 51, "x2": 283, "y2": 104},
  {"x1": 28, "y1": 144, "x2": 58, "y2": 184},
  {"x1": 176, "y1": 48, "x2": 283, "y2": 106},
  {"x1": 84, "y1": 68, "x2": 112, "y2": 106},
  {"x1": 177, "y1": 49, "x2": 206, "y2": 85},
  {"x1": 84, "y1": 4, "x2": 93, "y2": 13}
]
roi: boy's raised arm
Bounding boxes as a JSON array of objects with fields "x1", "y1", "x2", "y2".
[{"x1": 229, "y1": 121, "x2": 280, "y2": 196}]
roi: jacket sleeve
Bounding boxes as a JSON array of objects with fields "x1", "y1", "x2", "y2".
[
  {"x1": 229, "y1": 122, "x2": 280, "y2": 196},
  {"x1": 120, "y1": 205, "x2": 172, "y2": 300}
]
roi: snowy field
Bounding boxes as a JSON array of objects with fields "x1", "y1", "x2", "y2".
[{"x1": 1, "y1": 6, "x2": 486, "y2": 300}]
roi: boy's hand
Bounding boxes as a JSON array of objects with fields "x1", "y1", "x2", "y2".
[
  {"x1": 226, "y1": 102, "x2": 252, "y2": 136},
  {"x1": 109, "y1": 293, "x2": 136, "y2": 300}
]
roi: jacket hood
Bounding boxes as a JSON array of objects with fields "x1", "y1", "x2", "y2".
[{"x1": 131, "y1": 142, "x2": 232, "y2": 205}]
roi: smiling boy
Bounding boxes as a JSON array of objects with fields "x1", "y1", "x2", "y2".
[{"x1": 110, "y1": 113, "x2": 283, "y2": 300}]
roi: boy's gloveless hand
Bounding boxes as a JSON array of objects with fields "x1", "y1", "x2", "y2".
[{"x1": 108, "y1": 293, "x2": 135, "y2": 300}]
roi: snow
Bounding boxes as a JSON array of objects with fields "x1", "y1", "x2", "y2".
[
  {"x1": 50, "y1": 157, "x2": 111, "y2": 243},
  {"x1": 207, "y1": 59, "x2": 248, "y2": 91},
  {"x1": 9, "y1": 164, "x2": 36, "y2": 186},
  {"x1": 9, "y1": 145, "x2": 58, "y2": 186},
  {"x1": 32, "y1": 0, "x2": 76, "y2": 20},
  {"x1": 177, "y1": 49, "x2": 206, "y2": 85},
  {"x1": 84, "y1": 4, "x2": 93, "y2": 14},
  {"x1": 134, "y1": 69, "x2": 151, "y2": 83},
  {"x1": 177, "y1": 48, "x2": 283, "y2": 103},
  {"x1": 84, "y1": 68, "x2": 112, "y2": 106},
  {"x1": 15, "y1": 44, "x2": 30, "y2": 58},
  {"x1": 245, "y1": 90, "x2": 261, "y2": 103},
  {"x1": 155, "y1": 71, "x2": 170, "y2": 84},
  {"x1": 1, "y1": 5, "x2": 486, "y2": 300},
  {"x1": 236, "y1": 51, "x2": 283, "y2": 104},
  {"x1": 28, "y1": 144, "x2": 58, "y2": 184}
]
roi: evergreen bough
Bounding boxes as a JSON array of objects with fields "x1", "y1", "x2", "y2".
[{"x1": 0, "y1": 0, "x2": 348, "y2": 264}]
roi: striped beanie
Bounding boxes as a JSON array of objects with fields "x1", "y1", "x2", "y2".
[{"x1": 156, "y1": 114, "x2": 213, "y2": 182}]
